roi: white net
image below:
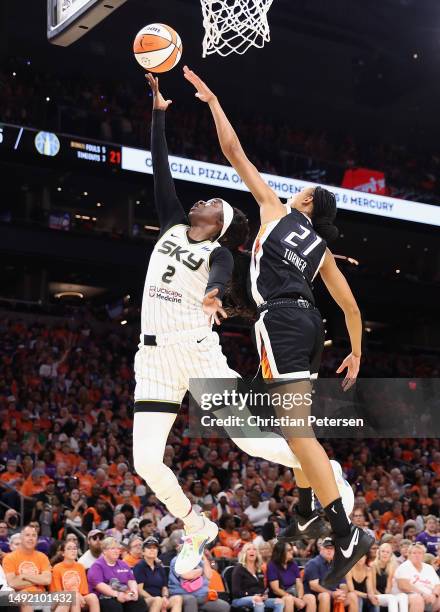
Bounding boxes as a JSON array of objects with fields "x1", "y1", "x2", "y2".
[{"x1": 200, "y1": 0, "x2": 274, "y2": 57}]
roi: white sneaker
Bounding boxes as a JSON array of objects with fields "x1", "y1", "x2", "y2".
[{"x1": 174, "y1": 516, "x2": 218, "y2": 575}]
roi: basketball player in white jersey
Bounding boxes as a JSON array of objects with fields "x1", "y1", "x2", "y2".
[
  {"x1": 133, "y1": 74, "x2": 312, "y2": 576},
  {"x1": 184, "y1": 66, "x2": 374, "y2": 587}
]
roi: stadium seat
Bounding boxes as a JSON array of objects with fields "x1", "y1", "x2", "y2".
[{"x1": 221, "y1": 565, "x2": 253, "y2": 612}]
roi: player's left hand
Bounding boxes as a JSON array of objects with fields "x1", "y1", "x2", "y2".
[
  {"x1": 203, "y1": 288, "x2": 227, "y2": 325},
  {"x1": 146, "y1": 73, "x2": 173, "y2": 110},
  {"x1": 336, "y1": 352, "x2": 360, "y2": 391},
  {"x1": 183, "y1": 66, "x2": 217, "y2": 104}
]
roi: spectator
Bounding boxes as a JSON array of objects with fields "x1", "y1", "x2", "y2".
[
  {"x1": 133, "y1": 536, "x2": 182, "y2": 612},
  {"x1": 381, "y1": 503, "x2": 405, "y2": 530},
  {"x1": 87, "y1": 536, "x2": 147, "y2": 612},
  {"x1": 346, "y1": 556, "x2": 376, "y2": 612},
  {"x1": 267, "y1": 541, "x2": 315, "y2": 612},
  {"x1": 352, "y1": 509, "x2": 375, "y2": 540},
  {"x1": 168, "y1": 552, "x2": 230, "y2": 612},
  {"x1": 160, "y1": 530, "x2": 184, "y2": 566},
  {"x1": 395, "y1": 539, "x2": 411, "y2": 565},
  {"x1": 4, "y1": 509, "x2": 20, "y2": 535},
  {"x1": 107, "y1": 512, "x2": 130, "y2": 545},
  {"x1": 64, "y1": 488, "x2": 88, "y2": 528},
  {"x1": 303, "y1": 537, "x2": 357, "y2": 612},
  {"x1": 244, "y1": 490, "x2": 277, "y2": 529},
  {"x1": 51, "y1": 540, "x2": 99, "y2": 611},
  {"x1": 217, "y1": 515, "x2": 241, "y2": 558},
  {"x1": 78, "y1": 529, "x2": 104, "y2": 570},
  {"x1": 123, "y1": 537, "x2": 144, "y2": 568},
  {"x1": 3, "y1": 525, "x2": 52, "y2": 609},
  {"x1": 371, "y1": 543, "x2": 407, "y2": 612},
  {"x1": 0, "y1": 521, "x2": 10, "y2": 553},
  {"x1": 139, "y1": 519, "x2": 157, "y2": 541},
  {"x1": 231, "y1": 543, "x2": 284, "y2": 612},
  {"x1": 8, "y1": 533, "x2": 21, "y2": 552},
  {"x1": 395, "y1": 543, "x2": 440, "y2": 612},
  {"x1": 415, "y1": 515, "x2": 440, "y2": 555},
  {"x1": 27, "y1": 521, "x2": 53, "y2": 556}
]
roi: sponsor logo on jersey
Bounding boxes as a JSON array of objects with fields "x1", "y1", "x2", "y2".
[
  {"x1": 148, "y1": 286, "x2": 182, "y2": 304},
  {"x1": 157, "y1": 240, "x2": 204, "y2": 271}
]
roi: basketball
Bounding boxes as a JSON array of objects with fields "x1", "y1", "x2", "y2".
[{"x1": 133, "y1": 23, "x2": 182, "y2": 73}]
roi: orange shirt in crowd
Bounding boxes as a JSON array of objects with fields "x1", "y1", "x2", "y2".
[
  {"x1": 3, "y1": 549, "x2": 51, "y2": 593},
  {"x1": 122, "y1": 553, "x2": 141, "y2": 568},
  {"x1": 116, "y1": 494, "x2": 140, "y2": 509},
  {"x1": 20, "y1": 477, "x2": 47, "y2": 497},
  {"x1": 50, "y1": 561, "x2": 88, "y2": 595},
  {"x1": 380, "y1": 511, "x2": 404, "y2": 529},
  {"x1": 209, "y1": 569, "x2": 225, "y2": 593},
  {"x1": 75, "y1": 473, "x2": 95, "y2": 496},
  {"x1": 55, "y1": 450, "x2": 80, "y2": 471},
  {"x1": 0, "y1": 471, "x2": 22, "y2": 484},
  {"x1": 365, "y1": 490, "x2": 377, "y2": 505},
  {"x1": 218, "y1": 529, "x2": 241, "y2": 552}
]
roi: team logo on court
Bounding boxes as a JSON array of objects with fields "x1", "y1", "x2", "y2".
[{"x1": 149, "y1": 285, "x2": 156, "y2": 297}]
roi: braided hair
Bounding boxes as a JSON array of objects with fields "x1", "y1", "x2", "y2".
[
  {"x1": 311, "y1": 186, "x2": 339, "y2": 243},
  {"x1": 219, "y1": 208, "x2": 257, "y2": 321}
]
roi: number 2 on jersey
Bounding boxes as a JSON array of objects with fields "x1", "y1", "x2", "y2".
[
  {"x1": 283, "y1": 225, "x2": 322, "y2": 256},
  {"x1": 162, "y1": 265, "x2": 176, "y2": 284}
]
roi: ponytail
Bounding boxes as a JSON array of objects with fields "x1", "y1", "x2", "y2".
[
  {"x1": 219, "y1": 208, "x2": 257, "y2": 321},
  {"x1": 312, "y1": 186, "x2": 339, "y2": 244}
]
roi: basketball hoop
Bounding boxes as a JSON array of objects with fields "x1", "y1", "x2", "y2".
[{"x1": 200, "y1": 0, "x2": 274, "y2": 57}]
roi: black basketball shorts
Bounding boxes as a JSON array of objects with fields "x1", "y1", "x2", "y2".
[{"x1": 254, "y1": 305, "x2": 324, "y2": 380}]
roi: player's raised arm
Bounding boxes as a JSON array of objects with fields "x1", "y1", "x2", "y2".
[
  {"x1": 146, "y1": 73, "x2": 187, "y2": 235},
  {"x1": 319, "y1": 249, "x2": 362, "y2": 390},
  {"x1": 183, "y1": 66, "x2": 285, "y2": 225}
]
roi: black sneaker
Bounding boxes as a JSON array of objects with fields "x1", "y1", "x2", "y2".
[
  {"x1": 278, "y1": 509, "x2": 330, "y2": 542},
  {"x1": 321, "y1": 526, "x2": 374, "y2": 589}
]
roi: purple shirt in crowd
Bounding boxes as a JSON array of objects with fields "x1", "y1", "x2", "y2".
[
  {"x1": 87, "y1": 556, "x2": 135, "y2": 596},
  {"x1": 416, "y1": 531, "x2": 440, "y2": 555},
  {"x1": 267, "y1": 560, "x2": 300, "y2": 595}
]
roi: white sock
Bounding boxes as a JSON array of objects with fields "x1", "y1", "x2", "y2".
[{"x1": 183, "y1": 508, "x2": 204, "y2": 533}]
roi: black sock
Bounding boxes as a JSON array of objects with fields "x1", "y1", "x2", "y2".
[
  {"x1": 297, "y1": 487, "x2": 313, "y2": 518},
  {"x1": 324, "y1": 497, "x2": 351, "y2": 537}
]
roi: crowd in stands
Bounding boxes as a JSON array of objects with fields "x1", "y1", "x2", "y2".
[
  {"x1": 1, "y1": 58, "x2": 439, "y2": 204},
  {"x1": 1, "y1": 313, "x2": 440, "y2": 611}
]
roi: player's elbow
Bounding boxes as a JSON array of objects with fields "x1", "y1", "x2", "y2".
[
  {"x1": 343, "y1": 301, "x2": 361, "y2": 318},
  {"x1": 221, "y1": 137, "x2": 241, "y2": 160}
]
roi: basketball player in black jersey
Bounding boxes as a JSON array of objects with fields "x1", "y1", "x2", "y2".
[{"x1": 184, "y1": 66, "x2": 374, "y2": 587}]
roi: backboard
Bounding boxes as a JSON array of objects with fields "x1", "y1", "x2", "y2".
[{"x1": 47, "y1": 0, "x2": 127, "y2": 46}]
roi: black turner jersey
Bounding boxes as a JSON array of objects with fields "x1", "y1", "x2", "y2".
[{"x1": 250, "y1": 207, "x2": 327, "y2": 306}]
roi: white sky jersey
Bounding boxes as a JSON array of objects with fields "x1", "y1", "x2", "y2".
[{"x1": 141, "y1": 224, "x2": 221, "y2": 335}]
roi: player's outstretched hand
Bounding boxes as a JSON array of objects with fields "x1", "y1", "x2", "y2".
[
  {"x1": 336, "y1": 353, "x2": 360, "y2": 392},
  {"x1": 145, "y1": 73, "x2": 172, "y2": 111},
  {"x1": 183, "y1": 66, "x2": 216, "y2": 104},
  {"x1": 203, "y1": 288, "x2": 227, "y2": 326}
]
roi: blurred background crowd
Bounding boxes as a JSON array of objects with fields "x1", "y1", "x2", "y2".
[
  {"x1": 0, "y1": 313, "x2": 439, "y2": 611},
  {"x1": 1, "y1": 56, "x2": 440, "y2": 206}
]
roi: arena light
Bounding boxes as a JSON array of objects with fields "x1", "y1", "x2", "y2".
[
  {"x1": 54, "y1": 291, "x2": 84, "y2": 299},
  {"x1": 396, "y1": 269, "x2": 401, "y2": 274},
  {"x1": 57, "y1": 187, "x2": 62, "y2": 191},
  {"x1": 121, "y1": 320, "x2": 127, "y2": 326},
  {"x1": 334, "y1": 255, "x2": 360, "y2": 266},
  {"x1": 324, "y1": 339, "x2": 333, "y2": 347},
  {"x1": 96, "y1": 202, "x2": 102, "y2": 207},
  {"x1": 144, "y1": 225, "x2": 160, "y2": 231}
]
